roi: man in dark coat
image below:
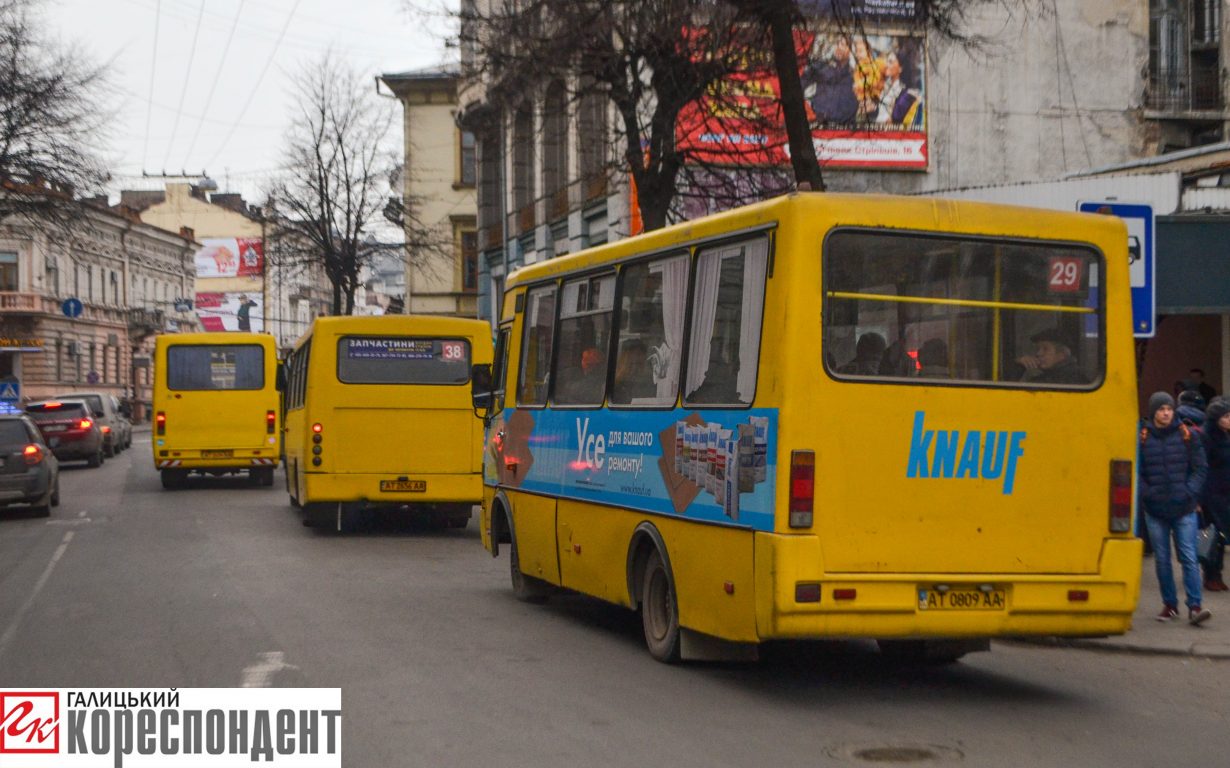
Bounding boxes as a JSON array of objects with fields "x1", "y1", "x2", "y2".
[
  {"x1": 803, "y1": 36, "x2": 858, "y2": 125},
  {"x1": 1139, "y1": 392, "x2": 1210, "y2": 624},
  {"x1": 1201, "y1": 397, "x2": 1230, "y2": 591},
  {"x1": 1014, "y1": 328, "x2": 1083, "y2": 384}
]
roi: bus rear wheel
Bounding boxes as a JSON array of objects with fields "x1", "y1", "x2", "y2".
[
  {"x1": 509, "y1": 531, "x2": 551, "y2": 603},
  {"x1": 641, "y1": 549, "x2": 681, "y2": 663},
  {"x1": 876, "y1": 639, "x2": 983, "y2": 665},
  {"x1": 252, "y1": 467, "x2": 274, "y2": 486}
]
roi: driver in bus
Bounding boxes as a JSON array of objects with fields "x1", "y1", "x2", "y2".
[{"x1": 1014, "y1": 328, "x2": 1082, "y2": 385}]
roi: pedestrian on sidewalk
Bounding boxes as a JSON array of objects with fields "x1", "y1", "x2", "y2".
[
  {"x1": 1139, "y1": 392, "x2": 1211, "y2": 625},
  {"x1": 1201, "y1": 397, "x2": 1230, "y2": 592}
]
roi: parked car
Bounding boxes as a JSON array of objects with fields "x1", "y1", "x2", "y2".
[
  {"x1": 51, "y1": 391, "x2": 131, "y2": 455},
  {"x1": 25, "y1": 400, "x2": 106, "y2": 467},
  {"x1": 0, "y1": 413, "x2": 59, "y2": 516}
]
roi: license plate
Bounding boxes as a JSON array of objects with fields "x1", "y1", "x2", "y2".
[
  {"x1": 380, "y1": 480, "x2": 426, "y2": 492},
  {"x1": 918, "y1": 589, "x2": 1005, "y2": 611},
  {"x1": 43, "y1": 425, "x2": 67, "y2": 432},
  {"x1": 201, "y1": 449, "x2": 233, "y2": 458}
]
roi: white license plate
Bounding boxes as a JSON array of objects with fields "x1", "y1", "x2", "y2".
[{"x1": 918, "y1": 589, "x2": 1006, "y2": 611}]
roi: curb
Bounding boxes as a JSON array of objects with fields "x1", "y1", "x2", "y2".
[{"x1": 1003, "y1": 636, "x2": 1230, "y2": 660}]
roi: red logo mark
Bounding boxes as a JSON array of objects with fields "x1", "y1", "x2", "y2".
[{"x1": 0, "y1": 692, "x2": 60, "y2": 754}]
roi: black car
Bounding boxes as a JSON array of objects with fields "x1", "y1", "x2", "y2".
[
  {"x1": 25, "y1": 400, "x2": 106, "y2": 467},
  {"x1": 0, "y1": 413, "x2": 60, "y2": 516}
]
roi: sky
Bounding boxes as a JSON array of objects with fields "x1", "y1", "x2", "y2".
[{"x1": 37, "y1": 0, "x2": 451, "y2": 205}]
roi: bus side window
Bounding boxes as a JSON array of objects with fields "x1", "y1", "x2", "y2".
[
  {"x1": 491, "y1": 327, "x2": 510, "y2": 410},
  {"x1": 553, "y1": 274, "x2": 615, "y2": 406},
  {"x1": 611, "y1": 254, "x2": 687, "y2": 407},
  {"x1": 684, "y1": 236, "x2": 769, "y2": 407},
  {"x1": 518, "y1": 286, "x2": 557, "y2": 406}
]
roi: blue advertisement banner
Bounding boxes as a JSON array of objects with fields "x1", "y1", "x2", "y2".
[{"x1": 486, "y1": 408, "x2": 779, "y2": 532}]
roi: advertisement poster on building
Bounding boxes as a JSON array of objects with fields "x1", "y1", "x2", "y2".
[
  {"x1": 676, "y1": 27, "x2": 926, "y2": 170},
  {"x1": 193, "y1": 238, "x2": 265, "y2": 278},
  {"x1": 196, "y1": 292, "x2": 263, "y2": 333}
]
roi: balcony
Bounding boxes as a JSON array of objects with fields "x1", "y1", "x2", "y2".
[
  {"x1": 1146, "y1": 63, "x2": 1225, "y2": 116},
  {"x1": 0, "y1": 291, "x2": 45, "y2": 314},
  {"x1": 127, "y1": 308, "x2": 165, "y2": 336}
]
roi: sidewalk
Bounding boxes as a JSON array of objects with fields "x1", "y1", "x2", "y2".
[{"x1": 1037, "y1": 554, "x2": 1230, "y2": 659}]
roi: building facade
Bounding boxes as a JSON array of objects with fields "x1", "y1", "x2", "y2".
[
  {"x1": 0, "y1": 201, "x2": 198, "y2": 416},
  {"x1": 380, "y1": 66, "x2": 480, "y2": 318},
  {"x1": 457, "y1": 1, "x2": 1170, "y2": 325},
  {"x1": 125, "y1": 182, "x2": 328, "y2": 351}
]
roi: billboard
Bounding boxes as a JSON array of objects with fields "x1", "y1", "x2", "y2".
[
  {"x1": 799, "y1": 0, "x2": 921, "y2": 23},
  {"x1": 196, "y1": 291, "x2": 263, "y2": 333},
  {"x1": 676, "y1": 28, "x2": 926, "y2": 170},
  {"x1": 193, "y1": 238, "x2": 265, "y2": 278}
]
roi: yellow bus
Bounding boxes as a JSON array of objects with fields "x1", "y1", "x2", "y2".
[
  {"x1": 471, "y1": 192, "x2": 1141, "y2": 663},
  {"x1": 283, "y1": 315, "x2": 493, "y2": 532},
  {"x1": 153, "y1": 332, "x2": 281, "y2": 489}
]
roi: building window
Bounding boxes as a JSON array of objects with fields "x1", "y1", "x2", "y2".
[
  {"x1": 578, "y1": 81, "x2": 607, "y2": 182},
  {"x1": 0, "y1": 252, "x2": 17, "y2": 291},
  {"x1": 542, "y1": 81, "x2": 569, "y2": 201},
  {"x1": 478, "y1": 128, "x2": 501, "y2": 234},
  {"x1": 459, "y1": 130, "x2": 476, "y2": 187},
  {"x1": 460, "y1": 227, "x2": 478, "y2": 292},
  {"x1": 512, "y1": 103, "x2": 535, "y2": 214}
]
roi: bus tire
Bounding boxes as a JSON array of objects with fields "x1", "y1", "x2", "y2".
[
  {"x1": 509, "y1": 530, "x2": 551, "y2": 603},
  {"x1": 261, "y1": 468, "x2": 275, "y2": 486},
  {"x1": 160, "y1": 469, "x2": 186, "y2": 489},
  {"x1": 302, "y1": 502, "x2": 334, "y2": 530},
  {"x1": 641, "y1": 548, "x2": 681, "y2": 663}
]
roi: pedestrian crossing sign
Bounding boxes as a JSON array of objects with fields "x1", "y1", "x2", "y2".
[{"x1": 0, "y1": 380, "x2": 20, "y2": 401}]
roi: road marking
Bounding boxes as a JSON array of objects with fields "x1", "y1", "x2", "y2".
[
  {"x1": 0, "y1": 531, "x2": 75, "y2": 659},
  {"x1": 241, "y1": 651, "x2": 298, "y2": 688}
]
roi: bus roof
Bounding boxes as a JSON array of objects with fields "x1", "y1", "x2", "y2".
[
  {"x1": 290, "y1": 314, "x2": 492, "y2": 350},
  {"x1": 504, "y1": 191, "x2": 1127, "y2": 291}
]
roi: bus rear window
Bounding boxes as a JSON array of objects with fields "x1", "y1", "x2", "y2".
[
  {"x1": 337, "y1": 337, "x2": 471, "y2": 385},
  {"x1": 167, "y1": 345, "x2": 266, "y2": 391},
  {"x1": 823, "y1": 230, "x2": 1104, "y2": 389}
]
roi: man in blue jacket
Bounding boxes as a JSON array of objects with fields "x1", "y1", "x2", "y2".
[{"x1": 1140, "y1": 392, "x2": 1210, "y2": 625}]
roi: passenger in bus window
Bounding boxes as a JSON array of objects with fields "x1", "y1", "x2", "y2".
[
  {"x1": 613, "y1": 339, "x2": 655, "y2": 402},
  {"x1": 838, "y1": 332, "x2": 886, "y2": 376},
  {"x1": 917, "y1": 338, "x2": 950, "y2": 379},
  {"x1": 1014, "y1": 328, "x2": 1082, "y2": 385}
]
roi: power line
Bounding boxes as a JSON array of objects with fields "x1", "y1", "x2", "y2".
[
  {"x1": 181, "y1": 0, "x2": 248, "y2": 170},
  {"x1": 205, "y1": 0, "x2": 304, "y2": 172},
  {"x1": 141, "y1": 0, "x2": 162, "y2": 172},
  {"x1": 162, "y1": 0, "x2": 207, "y2": 171}
]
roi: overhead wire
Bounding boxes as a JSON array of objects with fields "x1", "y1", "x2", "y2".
[
  {"x1": 181, "y1": 0, "x2": 249, "y2": 171},
  {"x1": 141, "y1": 0, "x2": 162, "y2": 172},
  {"x1": 204, "y1": 0, "x2": 305, "y2": 172},
  {"x1": 161, "y1": 0, "x2": 207, "y2": 171}
]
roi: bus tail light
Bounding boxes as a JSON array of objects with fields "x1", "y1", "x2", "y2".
[
  {"x1": 266, "y1": 410, "x2": 276, "y2": 434},
  {"x1": 156, "y1": 412, "x2": 166, "y2": 435},
  {"x1": 23, "y1": 444, "x2": 43, "y2": 465},
  {"x1": 1109, "y1": 459, "x2": 1132, "y2": 533},
  {"x1": 312, "y1": 423, "x2": 323, "y2": 434},
  {"x1": 788, "y1": 450, "x2": 815, "y2": 528}
]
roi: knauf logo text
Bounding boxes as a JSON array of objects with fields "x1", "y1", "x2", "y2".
[{"x1": 906, "y1": 411, "x2": 1026, "y2": 495}]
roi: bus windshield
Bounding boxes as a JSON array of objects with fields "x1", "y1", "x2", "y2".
[
  {"x1": 336, "y1": 336, "x2": 471, "y2": 385},
  {"x1": 823, "y1": 230, "x2": 1103, "y2": 389},
  {"x1": 167, "y1": 345, "x2": 266, "y2": 391}
]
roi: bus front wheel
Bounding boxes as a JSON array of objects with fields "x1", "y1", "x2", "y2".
[
  {"x1": 641, "y1": 549, "x2": 681, "y2": 663},
  {"x1": 508, "y1": 530, "x2": 551, "y2": 603}
]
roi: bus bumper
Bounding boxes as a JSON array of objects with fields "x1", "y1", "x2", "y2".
[
  {"x1": 154, "y1": 453, "x2": 279, "y2": 471},
  {"x1": 755, "y1": 533, "x2": 1143, "y2": 641},
  {"x1": 303, "y1": 471, "x2": 482, "y2": 505}
]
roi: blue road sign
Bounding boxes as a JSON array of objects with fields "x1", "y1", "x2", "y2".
[
  {"x1": 62, "y1": 297, "x2": 84, "y2": 318},
  {"x1": 0, "y1": 378, "x2": 20, "y2": 402},
  {"x1": 1078, "y1": 201, "x2": 1155, "y2": 338}
]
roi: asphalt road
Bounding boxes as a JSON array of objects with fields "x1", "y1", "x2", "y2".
[{"x1": 2, "y1": 433, "x2": 1229, "y2": 767}]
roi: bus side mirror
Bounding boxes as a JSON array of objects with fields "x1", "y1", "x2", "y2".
[
  {"x1": 471, "y1": 363, "x2": 494, "y2": 416},
  {"x1": 275, "y1": 363, "x2": 287, "y2": 392}
]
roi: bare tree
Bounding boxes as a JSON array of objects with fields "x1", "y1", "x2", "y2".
[
  {"x1": 0, "y1": 0, "x2": 109, "y2": 220},
  {"x1": 266, "y1": 55, "x2": 400, "y2": 316},
  {"x1": 459, "y1": 0, "x2": 772, "y2": 232}
]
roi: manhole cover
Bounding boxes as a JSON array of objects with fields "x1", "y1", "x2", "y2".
[{"x1": 827, "y1": 743, "x2": 964, "y2": 764}]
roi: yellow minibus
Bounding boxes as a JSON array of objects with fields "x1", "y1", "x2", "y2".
[
  {"x1": 152, "y1": 332, "x2": 281, "y2": 489},
  {"x1": 283, "y1": 315, "x2": 493, "y2": 532},
  {"x1": 471, "y1": 192, "x2": 1141, "y2": 663}
]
